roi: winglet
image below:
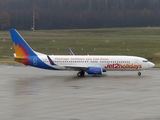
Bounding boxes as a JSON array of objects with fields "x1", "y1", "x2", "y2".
[
  {"x1": 68, "y1": 48, "x2": 74, "y2": 56},
  {"x1": 47, "y1": 55, "x2": 56, "y2": 65}
]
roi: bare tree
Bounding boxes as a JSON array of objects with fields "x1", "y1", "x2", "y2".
[{"x1": 0, "y1": 12, "x2": 10, "y2": 30}]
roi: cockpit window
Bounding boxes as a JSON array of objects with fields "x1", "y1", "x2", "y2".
[{"x1": 143, "y1": 60, "x2": 148, "y2": 62}]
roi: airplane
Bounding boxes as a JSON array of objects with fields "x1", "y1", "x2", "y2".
[{"x1": 10, "y1": 29, "x2": 155, "y2": 77}]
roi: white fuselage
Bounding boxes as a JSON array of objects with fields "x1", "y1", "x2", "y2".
[{"x1": 37, "y1": 55, "x2": 154, "y2": 71}]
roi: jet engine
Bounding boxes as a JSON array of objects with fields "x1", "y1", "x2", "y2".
[{"x1": 87, "y1": 67, "x2": 102, "y2": 75}]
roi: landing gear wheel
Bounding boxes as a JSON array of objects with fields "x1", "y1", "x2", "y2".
[
  {"x1": 138, "y1": 72, "x2": 141, "y2": 76},
  {"x1": 77, "y1": 72, "x2": 81, "y2": 77},
  {"x1": 77, "y1": 71, "x2": 85, "y2": 77}
]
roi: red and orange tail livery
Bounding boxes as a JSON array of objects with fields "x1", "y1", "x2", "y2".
[{"x1": 10, "y1": 29, "x2": 36, "y2": 65}]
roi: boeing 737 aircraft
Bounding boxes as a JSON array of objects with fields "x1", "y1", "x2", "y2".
[{"x1": 10, "y1": 29, "x2": 155, "y2": 77}]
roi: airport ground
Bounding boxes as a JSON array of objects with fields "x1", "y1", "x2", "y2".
[
  {"x1": 0, "y1": 27, "x2": 160, "y2": 67},
  {"x1": 0, "y1": 65, "x2": 160, "y2": 120}
]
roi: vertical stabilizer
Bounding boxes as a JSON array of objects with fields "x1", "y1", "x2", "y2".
[
  {"x1": 10, "y1": 29, "x2": 36, "y2": 57},
  {"x1": 10, "y1": 29, "x2": 36, "y2": 65}
]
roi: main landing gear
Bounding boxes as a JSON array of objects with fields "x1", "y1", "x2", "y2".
[
  {"x1": 138, "y1": 72, "x2": 141, "y2": 76},
  {"x1": 77, "y1": 71, "x2": 85, "y2": 77}
]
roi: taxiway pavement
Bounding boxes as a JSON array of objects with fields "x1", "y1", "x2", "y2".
[{"x1": 0, "y1": 65, "x2": 160, "y2": 120}]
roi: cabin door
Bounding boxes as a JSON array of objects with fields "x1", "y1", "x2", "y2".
[{"x1": 135, "y1": 58, "x2": 139, "y2": 65}]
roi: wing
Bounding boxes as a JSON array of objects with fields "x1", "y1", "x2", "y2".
[
  {"x1": 61, "y1": 65, "x2": 88, "y2": 71},
  {"x1": 61, "y1": 65, "x2": 102, "y2": 71}
]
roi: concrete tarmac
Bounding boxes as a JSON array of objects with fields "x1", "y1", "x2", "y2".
[{"x1": 0, "y1": 65, "x2": 160, "y2": 120}]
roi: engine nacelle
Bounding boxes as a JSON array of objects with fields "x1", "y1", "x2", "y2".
[{"x1": 87, "y1": 67, "x2": 102, "y2": 75}]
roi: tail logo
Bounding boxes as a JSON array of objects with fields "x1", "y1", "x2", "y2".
[{"x1": 13, "y1": 42, "x2": 31, "y2": 65}]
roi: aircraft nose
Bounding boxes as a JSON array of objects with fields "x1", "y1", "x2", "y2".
[{"x1": 149, "y1": 62, "x2": 155, "y2": 68}]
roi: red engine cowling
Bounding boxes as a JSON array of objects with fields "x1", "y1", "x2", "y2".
[{"x1": 87, "y1": 67, "x2": 102, "y2": 75}]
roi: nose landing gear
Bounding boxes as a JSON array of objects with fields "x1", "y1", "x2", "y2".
[{"x1": 138, "y1": 72, "x2": 141, "y2": 76}]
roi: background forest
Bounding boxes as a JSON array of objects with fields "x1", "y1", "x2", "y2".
[{"x1": 0, "y1": 0, "x2": 160, "y2": 30}]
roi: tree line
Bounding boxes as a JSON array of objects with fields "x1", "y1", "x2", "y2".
[{"x1": 0, "y1": 0, "x2": 160, "y2": 30}]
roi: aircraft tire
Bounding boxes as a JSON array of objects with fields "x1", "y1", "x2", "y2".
[
  {"x1": 77, "y1": 72, "x2": 81, "y2": 77},
  {"x1": 77, "y1": 71, "x2": 85, "y2": 77},
  {"x1": 138, "y1": 72, "x2": 141, "y2": 76}
]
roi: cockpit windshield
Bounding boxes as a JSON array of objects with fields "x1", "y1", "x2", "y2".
[{"x1": 143, "y1": 60, "x2": 148, "y2": 62}]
